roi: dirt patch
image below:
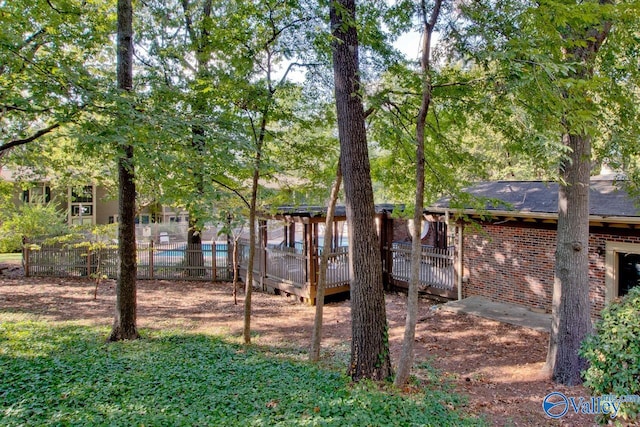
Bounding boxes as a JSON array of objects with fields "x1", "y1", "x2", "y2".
[{"x1": 0, "y1": 276, "x2": 608, "y2": 426}]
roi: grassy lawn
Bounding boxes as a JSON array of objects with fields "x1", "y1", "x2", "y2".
[
  {"x1": 0, "y1": 253, "x2": 21, "y2": 263},
  {"x1": 0, "y1": 314, "x2": 484, "y2": 426}
]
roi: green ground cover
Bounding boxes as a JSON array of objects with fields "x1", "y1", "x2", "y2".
[
  {"x1": 0, "y1": 314, "x2": 483, "y2": 426},
  {"x1": 0, "y1": 253, "x2": 21, "y2": 263}
]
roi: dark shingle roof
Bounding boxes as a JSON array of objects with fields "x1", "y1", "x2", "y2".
[
  {"x1": 431, "y1": 179, "x2": 640, "y2": 219},
  {"x1": 269, "y1": 203, "x2": 402, "y2": 218}
]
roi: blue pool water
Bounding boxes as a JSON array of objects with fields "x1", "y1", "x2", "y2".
[{"x1": 157, "y1": 243, "x2": 228, "y2": 258}]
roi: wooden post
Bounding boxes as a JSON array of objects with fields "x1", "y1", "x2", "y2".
[
  {"x1": 288, "y1": 222, "x2": 296, "y2": 249},
  {"x1": 87, "y1": 248, "x2": 92, "y2": 278},
  {"x1": 226, "y1": 215, "x2": 233, "y2": 281},
  {"x1": 227, "y1": 232, "x2": 233, "y2": 282},
  {"x1": 455, "y1": 219, "x2": 464, "y2": 301},
  {"x1": 379, "y1": 212, "x2": 394, "y2": 290},
  {"x1": 260, "y1": 219, "x2": 267, "y2": 290},
  {"x1": 212, "y1": 239, "x2": 217, "y2": 282},
  {"x1": 22, "y1": 237, "x2": 30, "y2": 277},
  {"x1": 149, "y1": 239, "x2": 154, "y2": 280},
  {"x1": 309, "y1": 222, "x2": 319, "y2": 304}
]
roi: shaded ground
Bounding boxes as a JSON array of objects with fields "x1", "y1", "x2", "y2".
[{"x1": 0, "y1": 268, "x2": 609, "y2": 426}]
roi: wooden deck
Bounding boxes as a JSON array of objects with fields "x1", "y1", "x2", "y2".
[{"x1": 238, "y1": 239, "x2": 457, "y2": 304}]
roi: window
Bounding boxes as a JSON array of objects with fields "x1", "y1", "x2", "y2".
[
  {"x1": 22, "y1": 185, "x2": 51, "y2": 204},
  {"x1": 618, "y1": 253, "x2": 640, "y2": 297},
  {"x1": 136, "y1": 214, "x2": 151, "y2": 225},
  {"x1": 136, "y1": 213, "x2": 160, "y2": 224},
  {"x1": 69, "y1": 185, "x2": 95, "y2": 226},
  {"x1": 71, "y1": 205, "x2": 93, "y2": 216},
  {"x1": 605, "y1": 242, "x2": 640, "y2": 301},
  {"x1": 71, "y1": 186, "x2": 93, "y2": 203}
]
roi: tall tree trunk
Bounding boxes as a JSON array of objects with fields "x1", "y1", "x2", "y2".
[
  {"x1": 109, "y1": 0, "x2": 139, "y2": 341},
  {"x1": 544, "y1": 2, "x2": 611, "y2": 385},
  {"x1": 310, "y1": 163, "x2": 342, "y2": 362},
  {"x1": 186, "y1": 124, "x2": 206, "y2": 276},
  {"x1": 187, "y1": 216, "x2": 205, "y2": 276},
  {"x1": 545, "y1": 133, "x2": 592, "y2": 385},
  {"x1": 330, "y1": 0, "x2": 392, "y2": 381},
  {"x1": 181, "y1": 0, "x2": 212, "y2": 277},
  {"x1": 395, "y1": 0, "x2": 443, "y2": 387}
]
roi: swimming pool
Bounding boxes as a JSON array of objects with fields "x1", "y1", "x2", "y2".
[{"x1": 156, "y1": 243, "x2": 228, "y2": 258}]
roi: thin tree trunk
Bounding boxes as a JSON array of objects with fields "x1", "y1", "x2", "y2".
[
  {"x1": 243, "y1": 163, "x2": 260, "y2": 344},
  {"x1": 243, "y1": 110, "x2": 268, "y2": 345},
  {"x1": 232, "y1": 235, "x2": 239, "y2": 305},
  {"x1": 330, "y1": 0, "x2": 392, "y2": 381},
  {"x1": 394, "y1": 0, "x2": 442, "y2": 388},
  {"x1": 310, "y1": 163, "x2": 342, "y2": 362},
  {"x1": 109, "y1": 0, "x2": 139, "y2": 342}
]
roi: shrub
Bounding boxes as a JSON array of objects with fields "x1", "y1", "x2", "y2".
[
  {"x1": 0, "y1": 202, "x2": 70, "y2": 252},
  {"x1": 0, "y1": 179, "x2": 13, "y2": 215},
  {"x1": 581, "y1": 286, "x2": 640, "y2": 423}
]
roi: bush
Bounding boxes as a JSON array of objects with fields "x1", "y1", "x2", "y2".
[
  {"x1": 0, "y1": 179, "x2": 13, "y2": 215},
  {"x1": 581, "y1": 286, "x2": 640, "y2": 423},
  {"x1": 0, "y1": 203, "x2": 70, "y2": 252}
]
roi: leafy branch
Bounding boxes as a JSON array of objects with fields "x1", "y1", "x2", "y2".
[{"x1": 0, "y1": 123, "x2": 61, "y2": 155}]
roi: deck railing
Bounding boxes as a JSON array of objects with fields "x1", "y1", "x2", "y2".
[
  {"x1": 323, "y1": 246, "x2": 350, "y2": 288},
  {"x1": 266, "y1": 245, "x2": 307, "y2": 286},
  {"x1": 389, "y1": 242, "x2": 455, "y2": 290},
  {"x1": 237, "y1": 240, "x2": 350, "y2": 290},
  {"x1": 237, "y1": 239, "x2": 264, "y2": 277}
]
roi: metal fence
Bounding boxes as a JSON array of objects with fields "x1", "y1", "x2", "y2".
[{"x1": 24, "y1": 240, "x2": 232, "y2": 281}]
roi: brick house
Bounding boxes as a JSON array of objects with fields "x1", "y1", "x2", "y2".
[{"x1": 427, "y1": 174, "x2": 640, "y2": 317}]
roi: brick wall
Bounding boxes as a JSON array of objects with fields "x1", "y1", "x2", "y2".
[{"x1": 462, "y1": 221, "x2": 640, "y2": 317}]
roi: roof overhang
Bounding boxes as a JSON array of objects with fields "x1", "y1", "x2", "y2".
[{"x1": 425, "y1": 207, "x2": 640, "y2": 229}]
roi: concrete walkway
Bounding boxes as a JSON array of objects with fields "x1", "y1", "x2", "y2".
[{"x1": 439, "y1": 296, "x2": 551, "y2": 332}]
